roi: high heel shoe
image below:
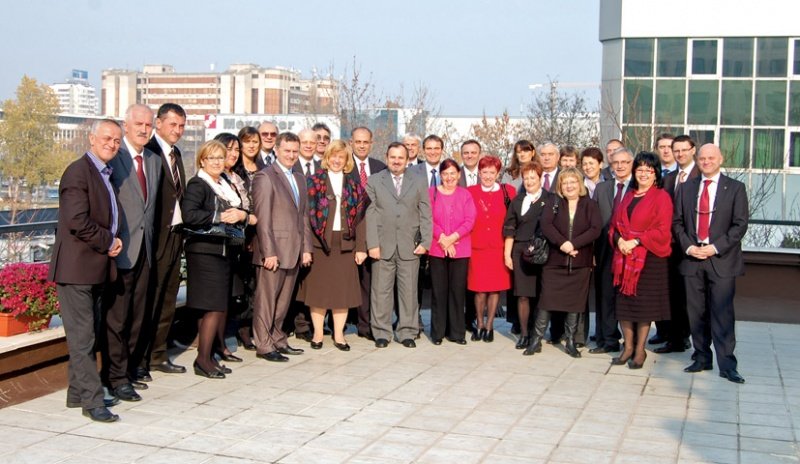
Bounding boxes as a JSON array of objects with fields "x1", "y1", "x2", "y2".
[
  {"x1": 483, "y1": 329, "x2": 494, "y2": 342},
  {"x1": 310, "y1": 341, "x2": 323, "y2": 350},
  {"x1": 611, "y1": 351, "x2": 634, "y2": 366},
  {"x1": 235, "y1": 333, "x2": 256, "y2": 351},
  {"x1": 470, "y1": 329, "x2": 481, "y2": 342},
  {"x1": 217, "y1": 352, "x2": 243, "y2": 363},
  {"x1": 334, "y1": 342, "x2": 351, "y2": 352},
  {"x1": 628, "y1": 352, "x2": 647, "y2": 370},
  {"x1": 194, "y1": 361, "x2": 225, "y2": 379}
]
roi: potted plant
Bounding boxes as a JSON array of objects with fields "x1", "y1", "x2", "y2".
[{"x1": 0, "y1": 263, "x2": 60, "y2": 335}]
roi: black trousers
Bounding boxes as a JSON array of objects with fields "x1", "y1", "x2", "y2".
[
  {"x1": 593, "y1": 255, "x2": 621, "y2": 347},
  {"x1": 143, "y1": 229, "x2": 183, "y2": 368},
  {"x1": 102, "y1": 245, "x2": 150, "y2": 388},
  {"x1": 354, "y1": 259, "x2": 373, "y2": 337},
  {"x1": 684, "y1": 260, "x2": 738, "y2": 372},
  {"x1": 59, "y1": 283, "x2": 106, "y2": 409},
  {"x1": 429, "y1": 256, "x2": 468, "y2": 341}
]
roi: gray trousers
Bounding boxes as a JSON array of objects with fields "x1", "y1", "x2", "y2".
[
  {"x1": 58, "y1": 283, "x2": 105, "y2": 409},
  {"x1": 370, "y1": 253, "x2": 420, "y2": 342}
]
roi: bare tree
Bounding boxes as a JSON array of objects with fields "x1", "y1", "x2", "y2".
[
  {"x1": 469, "y1": 111, "x2": 524, "y2": 166},
  {"x1": 525, "y1": 79, "x2": 599, "y2": 148}
]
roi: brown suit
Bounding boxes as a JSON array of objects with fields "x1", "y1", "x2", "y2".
[
  {"x1": 251, "y1": 162, "x2": 313, "y2": 353},
  {"x1": 49, "y1": 153, "x2": 118, "y2": 409}
]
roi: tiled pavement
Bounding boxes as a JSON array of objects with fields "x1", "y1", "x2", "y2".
[{"x1": 2, "y1": 319, "x2": 799, "y2": 463}]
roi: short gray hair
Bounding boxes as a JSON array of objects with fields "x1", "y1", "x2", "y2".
[
  {"x1": 90, "y1": 118, "x2": 122, "y2": 135},
  {"x1": 537, "y1": 141, "x2": 559, "y2": 153},
  {"x1": 403, "y1": 133, "x2": 422, "y2": 144},
  {"x1": 124, "y1": 103, "x2": 153, "y2": 122}
]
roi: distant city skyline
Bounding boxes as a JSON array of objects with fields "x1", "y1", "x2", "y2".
[{"x1": 0, "y1": 0, "x2": 602, "y2": 116}]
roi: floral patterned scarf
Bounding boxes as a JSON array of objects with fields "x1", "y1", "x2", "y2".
[{"x1": 307, "y1": 170, "x2": 368, "y2": 253}]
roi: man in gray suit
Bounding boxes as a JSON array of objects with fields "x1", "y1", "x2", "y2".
[
  {"x1": 103, "y1": 104, "x2": 161, "y2": 402},
  {"x1": 408, "y1": 135, "x2": 445, "y2": 186},
  {"x1": 251, "y1": 132, "x2": 313, "y2": 362},
  {"x1": 589, "y1": 147, "x2": 633, "y2": 354},
  {"x1": 366, "y1": 142, "x2": 432, "y2": 348}
]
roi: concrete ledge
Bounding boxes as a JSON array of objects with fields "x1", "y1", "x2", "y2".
[{"x1": 0, "y1": 328, "x2": 68, "y2": 408}]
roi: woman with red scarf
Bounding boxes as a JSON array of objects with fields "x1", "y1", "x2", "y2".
[
  {"x1": 609, "y1": 151, "x2": 673, "y2": 369},
  {"x1": 298, "y1": 140, "x2": 369, "y2": 351}
]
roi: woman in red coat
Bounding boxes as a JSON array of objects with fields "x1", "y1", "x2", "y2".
[
  {"x1": 467, "y1": 156, "x2": 516, "y2": 342},
  {"x1": 609, "y1": 152, "x2": 673, "y2": 369}
]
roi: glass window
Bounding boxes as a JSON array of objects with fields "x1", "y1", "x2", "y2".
[
  {"x1": 723, "y1": 38, "x2": 754, "y2": 77},
  {"x1": 790, "y1": 132, "x2": 800, "y2": 167},
  {"x1": 689, "y1": 130, "x2": 715, "y2": 147},
  {"x1": 657, "y1": 39, "x2": 687, "y2": 77},
  {"x1": 625, "y1": 39, "x2": 654, "y2": 77},
  {"x1": 790, "y1": 81, "x2": 800, "y2": 126},
  {"x1": 622, "y1": 125, "x2": 651, "y2": 152},
  {"x1": 721, "y1": 80, "x2": 752, "y2": 125},
  {"x1": 655, "y1": 80, "x2": 685, "y2": 125},
  {"x1": 720, "y1": 128, "x2": 751, "y2": 168},
  {"x1": 754, "y1": 81, "x2": 787, "y2": 126},
  {"x1": 795, "y1": 40, "x2": 800, "y2": 75},
  {"x1": 757, "y1": 37, "x2": 788, "y2": 77},
  {"x1": 692, "y1": 40, "x2": 718, "y2": 74},
  {"x1": 623, "y1": 79, "x2": 653, "y2": 124},
  {"x1": 687, "y1": 80, "x2": 719, "y2": 124},
  {"x1": 753, "y1": 129, "x2": 784, "y2": 169}
]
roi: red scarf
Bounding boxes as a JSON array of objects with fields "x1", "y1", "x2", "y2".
[{"x1": 610, "y1": 188, "x2": 672, "y2": 296}]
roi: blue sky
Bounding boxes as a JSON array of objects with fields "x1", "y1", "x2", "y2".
[{"x1": 0, "y1": 0, "x2": 601, "y2": 116}]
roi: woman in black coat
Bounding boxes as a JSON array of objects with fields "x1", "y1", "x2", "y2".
[
  {"x1": 535, "y1": 167, "x2": 601, "y2": 358},
  {"x1": 503, "y1": 160, "x2": 554, "y2": 350},
  {"x1": 182, "y1": 140, "x2": 249, "y2": 378}
]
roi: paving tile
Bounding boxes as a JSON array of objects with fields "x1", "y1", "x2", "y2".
[
  {"x1": 739, "y1": 424, "x2": 796, "y2": 441},
  {"x1": 678, "y1": 444, "x2": 738, "y2": 463},
  {"x1": 415, "y1": 446, "x2": 486, "y2": 464},
  {"x1": 739, "y1": 436, "x2": 799, "y2": 455},
  {"x1": 739, "y1": 450, "x2": 800, "y2": 463}
]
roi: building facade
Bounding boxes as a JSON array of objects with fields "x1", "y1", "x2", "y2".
[
  {"x1": 599, "y1": 0, "x2": 800, "y2": 226},
  {"x1": 50, "y1": 70, "x2": 99, "y2": 116}
]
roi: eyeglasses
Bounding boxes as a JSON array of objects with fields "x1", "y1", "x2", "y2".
[
  {"x1": 260, "y1": 131, "x2": 278, "y2": 138},
  {"x1": 635, "y1": 168, "x2": 655, "y2": 175},
  {"x1": 316, "y1": 135, "x2": 331, "y2": 142},
  {"x1": 206, "y1": 156, "x2": 225, "y2": 162},
  {"x1": 612, "y1": 160, "x2": 633, "y2": 166}
]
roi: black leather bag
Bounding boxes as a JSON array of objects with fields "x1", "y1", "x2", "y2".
[
  {"x1": 522, "y1": 235, "x2": 549, "y2": 265},
  {"x1": 184, "y1": 223, "x2": 245, "y2": 247}
]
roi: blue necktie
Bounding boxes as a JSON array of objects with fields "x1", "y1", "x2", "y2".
[
  {"x1": 430, "y1": 168, "x2": 438, "y2": 187},
  {"x1": 286, "y1": 170, "x2": 299, "y2": 205}
]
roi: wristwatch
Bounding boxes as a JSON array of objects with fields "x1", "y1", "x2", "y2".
[{"x1": 633, "y1": 238, "x2": 641, "y2": 246}]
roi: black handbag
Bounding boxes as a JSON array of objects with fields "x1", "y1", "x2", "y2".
[
  {"x1": 184, "y1": 223, "x2": 245, "y2": 247},
  {"x1": 522, "y1": 235, "x2": 549, "y2": 265}
]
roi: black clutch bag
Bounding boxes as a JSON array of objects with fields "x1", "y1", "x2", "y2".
[{"x1": 522, "y1": 235, "x2": 549, "y2": 265}]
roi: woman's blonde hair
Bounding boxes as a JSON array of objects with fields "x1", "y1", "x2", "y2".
[{"x1": 321, "y1": 139, "x2": 355, "y2": 173}]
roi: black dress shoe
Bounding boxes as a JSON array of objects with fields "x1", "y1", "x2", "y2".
[
  {"x1": 257, "y1": 351, "x2": 289, "y2": 362},
  {"x1": 374, "y1": 338, "x2": 389, "y2": 348},
  {"x1": 401, "y1": 339, "x2": 416, "y2": 348},
  {"x1": 334, "y1": 342, "x2": 351, "y2": 351},
  {"x1": 129, "y1": 379, "x2": 149, "y2": 390},
  {"x1": 358, "y1": 332, "x2": 375, "y2": 341},
  {"x1": 113, "y1": 383, "x2": 142, "y2": 402},
  {"x1": 295, "y1": 332, "x2": 312, "y2": 342},
  {"x1": 218, "y1": 352, "x2": 243, "y2": 362},
  {"x1": 648, "y1": 334, "x2": 667, "y2": 345},
  {"x1": 83, "y1": 407, "x2": 119, "y2": 423},
  {"x1": 565, "y1": 341, "x2": 581, "y2": 358},
  {"x1": 720, "y1": 369, "x2": 745, "y2": 384},
  {"x1": 447, "y1": 338, "x2": 467, "y2": 345},
  {"x1": 653, "y1": 343, "x2": 686, "y2": 354},
  {"x1": 589, "y1": 344, "x2": 619, "y2": 354},
  {"x1": 67, "y1": 397, "x2": 120, "y2": 409},
  {"x1": 151, "y1": 360, "x2": 187, "y2": 374},
  {"x1": 684, "y1": 360, "x2": 713, "y2": 373},
  {"x1": 135, "y1": 367, "x2": 152, "y2": 383},
  {"x1": 194, "y1": 361, "x2": 226, "y2": 379},
  {"x1": 310, "y1": 341, "x2": 323, "y2": 350},
  {"x1": 432, "y1": 339, "x2": 442, "y2": 345},
  {"x1": 522, "y1": 341, "x2": 542, "y2": 356},
  {"x1": 277, "y1": 346, "x2": 304, "y2": 355}
]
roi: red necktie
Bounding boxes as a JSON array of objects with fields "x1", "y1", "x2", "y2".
[
  {"x1": 543, "y1": 173, "x2": 551, "y2": 191},
  {"x1": 359, "y1": 162, "x2": 368, "y2": 187},
  {"x1": 613, "y1": 182, "x2": 624, "y2": 208},
  {"x1": 135, "y1": 155, "x2": 147, "y2": 202},
  {"x1": 697, "y1": 179, "x2": 712, "y2": 241}
]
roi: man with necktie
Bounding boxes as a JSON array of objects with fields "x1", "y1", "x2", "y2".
[
  {"x1": 251, "y1": 132, "x2": 314, "y2": 362},
  {"x1": 673, "y1": 144, "x2": 748, "y2": 384},
  {"x1": 256, "y1": 122, "x2": 279, "y2": 169}
]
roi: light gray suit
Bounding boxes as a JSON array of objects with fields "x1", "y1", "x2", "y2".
[
  {"x1": 366, "y1": 169, "x2": 432, "y2": 342},
  {"x1": 104, "y1": 140, "x2": 160, "y2": 388},
  {"x1": 407, "y1": 161, "x2": 440, "y2": 187},
  {"x1": 251, "y1": 162, "x2": 313, "y2": 354}
]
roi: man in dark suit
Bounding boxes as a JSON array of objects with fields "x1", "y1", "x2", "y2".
[
  {"x1": 347, "y1": 127, "x2": 387, "y2": 339},
  {"x1": 402, "y1": 134, "x2": 425, "y2": 166},
  {"x1": 654, "y1": 134, "x2": 699, "y2": 352},
  {"x1": 588, "y1": 147, "x2": 634, "y2": 354},
  {"x1": 103, "y1": 104, "x2": 161, "y2": 402},
  {"x1": 139, "y1": 103, "x2": 188, "y2": 378},
  {"x1": 366, "y1": 142, "x2": 432, "y2": 348},
  {"x1": 602, "y1": 138, "x2": 623, "y2": 181},
  {"x1": 256, "y1": 121, "x2": 279, "y2": 169},
  {"x1": 673, "y1": 144, "x2": 748, "y2": 384},
  {"x1": 251, "y1": 132, "x2": 314, "y2": 362},
  {"x1": 50, "y1": 119, "x2": 124, "y2": 423},
  {"x1": 457, "y1": 139, "x2": 482, "y2": 188},
  {"x1": 313, "y1": 122, "x2": 332, "y2": 159}
]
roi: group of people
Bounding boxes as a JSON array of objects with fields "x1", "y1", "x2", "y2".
[{"x1": 50, "y1": 101, "x2": 749, "y2": 424}]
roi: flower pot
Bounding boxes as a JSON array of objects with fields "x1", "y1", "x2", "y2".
[{"x1": 0, "y1": 312, "x2": 30, "y2": 337}]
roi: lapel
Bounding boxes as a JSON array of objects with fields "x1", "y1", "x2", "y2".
[
  {"x1": 84, "y1": 154, "x2": 113, "y2": 227},
  {"x1": 272, "y1": 163, "x2": 298, "y2": 209},
  {"x1": 116, "y1": 145, "x2": 146, "y2": 203},
  {"x1": 684, "y1": 176, "x2": 701, "y2": 238}
]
